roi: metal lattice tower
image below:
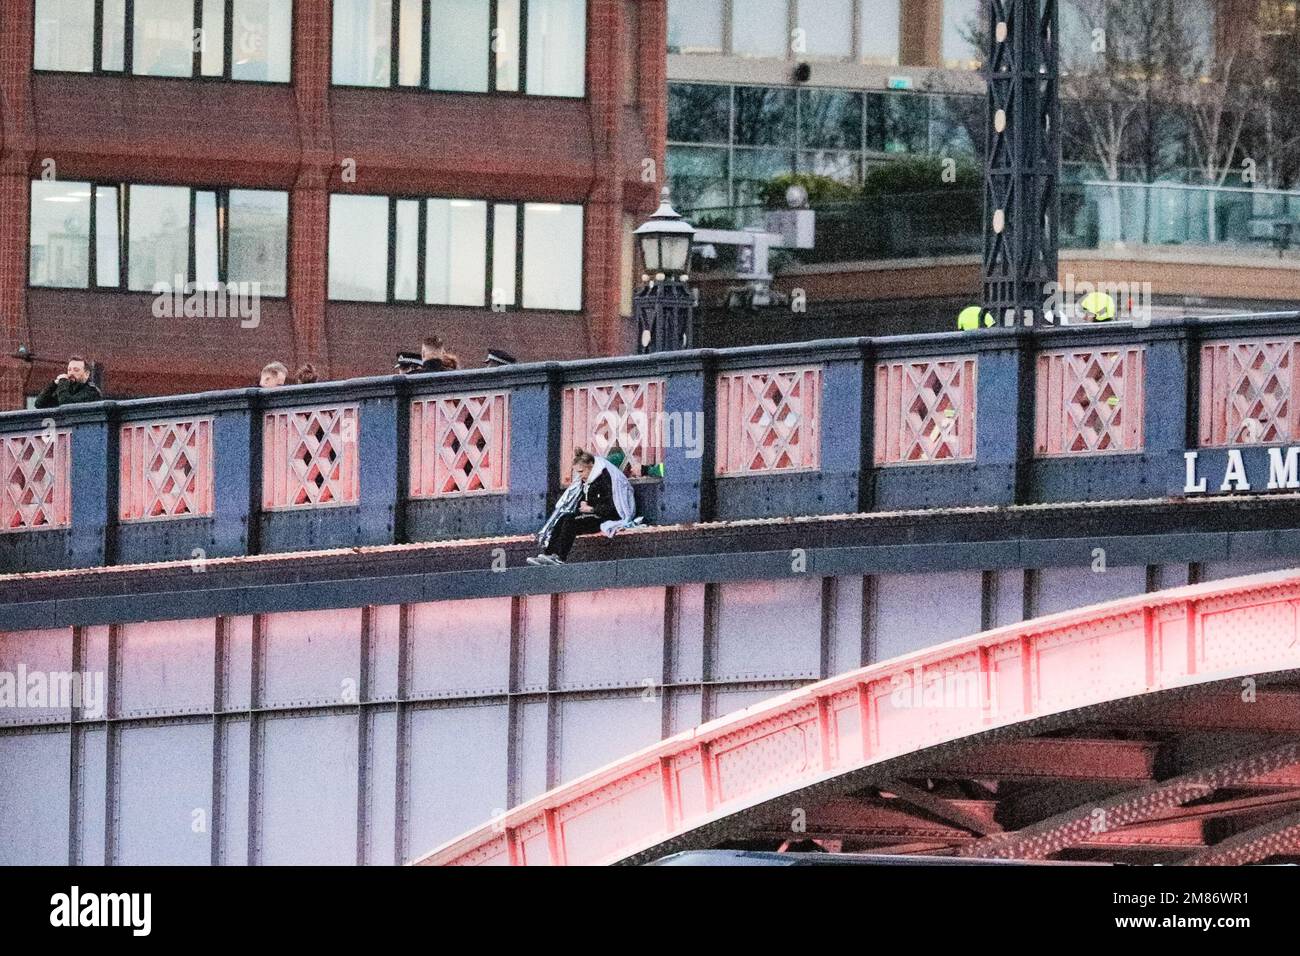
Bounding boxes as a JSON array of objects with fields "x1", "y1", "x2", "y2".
[{"x1": 982, "y1": 0, "x2": 1061, "y2": 326}]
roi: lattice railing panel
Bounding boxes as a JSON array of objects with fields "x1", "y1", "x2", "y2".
[
  {"x1": 1036, "y1": 347, "x2": 1145, "y2": 455},
  {"x1": 561, "y1": 379, "x2": 665, "y2": 481},
  {"x1": 410, "y1": 393, "x2": 509, "y2": 497},
  {"x1": 1199, "y1": 338, "x2": 1300, "y2": 446},
  {"x1": 874, "y1": 357, "x2": 977, "y2": 465},
  {"x1": 0, "y1": 430, "x2": 71, "y2": 531},
  {"x1": 262, "y1": 405, "x2": 360, "y2": 509},
  {"x1": 120, "y1": 417, "x2": 214, "y2": 521},
  {"x1": 716, "y1": 366, "x2": 821, "y2": 476}
]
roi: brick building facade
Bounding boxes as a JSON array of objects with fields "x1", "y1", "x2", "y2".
[{"x1": 0, "y1": 0, "x2": 665, "y2": 406}]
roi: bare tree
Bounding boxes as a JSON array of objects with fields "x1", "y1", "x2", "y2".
[
  {"x1": 1242, "y1": 7, "x2": 1300, "y2": 190},
  {"x1": 1060, "y1": 0, "x2": 1143, "y2": 183},
  {"x1": 1173, "y1": 8, "x2": 1260, "y2": 242},
  {"x1": 1183, "y1": 51, "x2": 1253, "y2": 190}
]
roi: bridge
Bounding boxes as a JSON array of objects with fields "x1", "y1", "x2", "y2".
[
  {"x1": 5, "y1": 314, "x2": 1300, "y2": 864},
  {"x1": 416, "y1": 570, "x2": 1300, "y2": 866}
]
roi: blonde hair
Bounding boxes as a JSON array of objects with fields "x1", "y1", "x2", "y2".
[{"x1": 571, "y1": 447, "x2": 596, "y2": 467}]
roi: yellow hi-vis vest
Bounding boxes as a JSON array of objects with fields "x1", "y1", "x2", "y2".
[
  {"x1": 957, "y1": 305, "x2": 994, "y2": 330},
  {"x1": 1080, "y1": 291, "x2": 1116, "y2": 321}
]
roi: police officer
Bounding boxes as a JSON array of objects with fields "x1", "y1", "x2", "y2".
[
  {"x1": 1079, "y1": 291, "x2": 1116, "y2": 322},
  {"x1": 957, "y1": 305, "x2": 994, "y2": 331}
]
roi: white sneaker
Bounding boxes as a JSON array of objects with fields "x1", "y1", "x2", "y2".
[{"x1": 526, "y1": 555, "x2": 546, "y2": 566}]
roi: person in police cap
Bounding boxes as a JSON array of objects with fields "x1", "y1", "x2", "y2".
[{"x1": 394, "y1": 352, "x2": 423, "y2": 374}]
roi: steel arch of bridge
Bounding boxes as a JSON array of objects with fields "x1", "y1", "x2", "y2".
[{"x1": 417, "y1": 570, "x2": 1300, "y2": 866}]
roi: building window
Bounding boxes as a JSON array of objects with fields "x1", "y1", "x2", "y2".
[
  {"x1": 800, "y1": 88, "x2": 863, "y2": 152},
  {"x1": 941, "y1": 0, "x2": 983, "y2": 70},
  {"x1": 230, "y1": 0, "x2": 295, "y2": 80},
  {"x1": 425, "y1": 199, "x2": 488, "y2": 305},
  {"x1": 666, "y1": 0, "x2": 723, "y2": 54},
  {"x1": 796, "y1": 0, "x2": 853, "y2": 59},
  {"x1": 868, "y1": 91, "x2": 929, "y2": 153},
  {"x1": 667, "y1": 81, "x2": 989, "y2": 212},
  {"x1": 668, "y1": 83, "x2": 731, "y2": 144},
  {"x1": 28, "y1": 180, "x2": 288, "y2": 293},
  {"x1": 34, "y1": 0, "x2": 96, "y2": 72},
  {"x1": 427, "y1": 0, "x2": 489, "y2": 90},
  {"x1": 732, "y1": 0, "x2": 788, "y2": 58},
  {"x1": 733, "y1": 85, "x2": 796, "y2": 147},
  {"x1": 29, "y1": 180, "x2": 92, "y2": 288},
  {"x1": 490, "y1": 203, "x2": 518, "y2": 307},
  {"x1": 128, "y1": 184, "x2": 191, "y2": 289},
  {"x1": 327, "y1": 192, "x2": 584, "y2": 310},
  {"x1": 228, "y1": 190, "x2": 290, "y2": 295},
  {"x1": 522, "y1": 203, "x2": 583, "y2": 310},
  {"x1": 526, "y1": 0, "x2": 585, "y2": 96},
  {"x1": 332, "y1": 0, "x2": 586, "y2": 96},
  {"x1": 667, "y1": 0, "x2": 902, "y2": 63},
  {"x1": 859, "y1": 0, "x2": 900, "y2": 65},
  {"x1": 132, "y1": 0, "x2": 194, "y2": 77},
  {"x1": 496, "y1": 0, "x2": 522, "y2": 90},
  {"x1": 33, "y1": 0, "x2": 293, "y2": 81},
  {"x1": 327, "y1": 195, "x2": 390, "y2": 300},
  {"x1": 332, "y1": 0, "x2": 392, "y2": 85}
]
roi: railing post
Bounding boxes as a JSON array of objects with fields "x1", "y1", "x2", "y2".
[
  {"x1": 1144, "y1": 327, "x2": 1191, "y2": 493},
  {"x1": 213, "y1": 393, "x2": 257, "y2": 559},
  {"x1": 858, "y1": 339, "x2": 877, "y2": 513},
  {"x1": 820, "y1": 342, "x2": 869, "y2": 514},
  {"x1": 67, "y1": 405, "x2": 117, "y2": 569},
  {"x1": 977, "y1": 331, "x2": 1034, "y2": 506},
  {"x1": 505, "y1": 364, "x2": 561, "y2": 535},
  {"x1": 357, "y1": 389, "x2": 401, "y2": 547},
  {"x1": 658, "y1": 352, "x2": 716, "y2": 525}
]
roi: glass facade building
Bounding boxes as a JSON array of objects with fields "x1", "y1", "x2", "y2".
[
  {"x1": 665, "y1": 0, "x2": 1224, "y2": 213},
  {"x1": 668, "y1": 83, "x2": 982, "y2": 209}
]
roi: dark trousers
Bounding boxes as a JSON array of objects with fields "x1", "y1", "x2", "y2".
[{"x1": 544, "y1": 513, "x2": 608, "y2": 560}]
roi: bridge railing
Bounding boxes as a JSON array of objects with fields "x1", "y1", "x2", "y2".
[{"x1": 4, "y1": 311, "x2": 1300, "y2": 572}]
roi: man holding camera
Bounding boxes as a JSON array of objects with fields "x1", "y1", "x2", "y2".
[{"x1": 34, "y1": 355, "x2": 102, "y2": 408}]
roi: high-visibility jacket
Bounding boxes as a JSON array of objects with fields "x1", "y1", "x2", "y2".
[
  {"x1": 957, "y1": 305, "x2": 994, "y2": 330},
  {"x1": 1080, "y1": 291, "x2": 1116, "y2": 321}
]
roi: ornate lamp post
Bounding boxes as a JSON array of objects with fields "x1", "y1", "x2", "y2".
[{"x1": 632, "y1": 188, "x2": 697, "y2": 354}]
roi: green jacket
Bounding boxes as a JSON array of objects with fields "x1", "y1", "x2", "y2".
[{"x1": 34, "y1": 378, "x2": 102, "y2": 408}]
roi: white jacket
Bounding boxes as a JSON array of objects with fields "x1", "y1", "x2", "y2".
[{"x1": 585, "y1": 456, "x2": 640, "y2": 537}]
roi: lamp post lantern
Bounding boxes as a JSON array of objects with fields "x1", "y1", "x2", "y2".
[{"x1": 632, "y1": 188, "x2": 697, "y2": 354}]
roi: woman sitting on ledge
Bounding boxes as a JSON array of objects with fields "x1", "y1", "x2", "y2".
[{"x1": 528, "y1": 448, "x2": 642, "y2": 566}]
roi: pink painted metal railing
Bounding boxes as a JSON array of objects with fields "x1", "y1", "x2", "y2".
[
  {"x1": 1199, "y1": 338, "x2": 1300, "y2": 446},
  {"x1": 119, "y1": 417, "x2": 214, "y2": 521},
  {"x1": 1036, "y1": 347, "x2": 1145, "y2": 455},
  {"x1": 262, "y1": 405, "x2": 360, "y2": 509},
  {"x1": 0, "y1": 429, "x2": 71, "y2": 531},
  {"x1": 415, "y1": 569, "x2": 1300, "y2": 866},
  {"x1": 874, "y1": 357, "x2": 977, "y2": 464},
  {"x1": 715, "y1": 366, "x2": 821, "y2": 476},
  {"x1": 560, "y1": 379, "x2": 665, "y2": 481},
  {"x1": 410, "y1": 393, "x2": 509, "y2": 497}
]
